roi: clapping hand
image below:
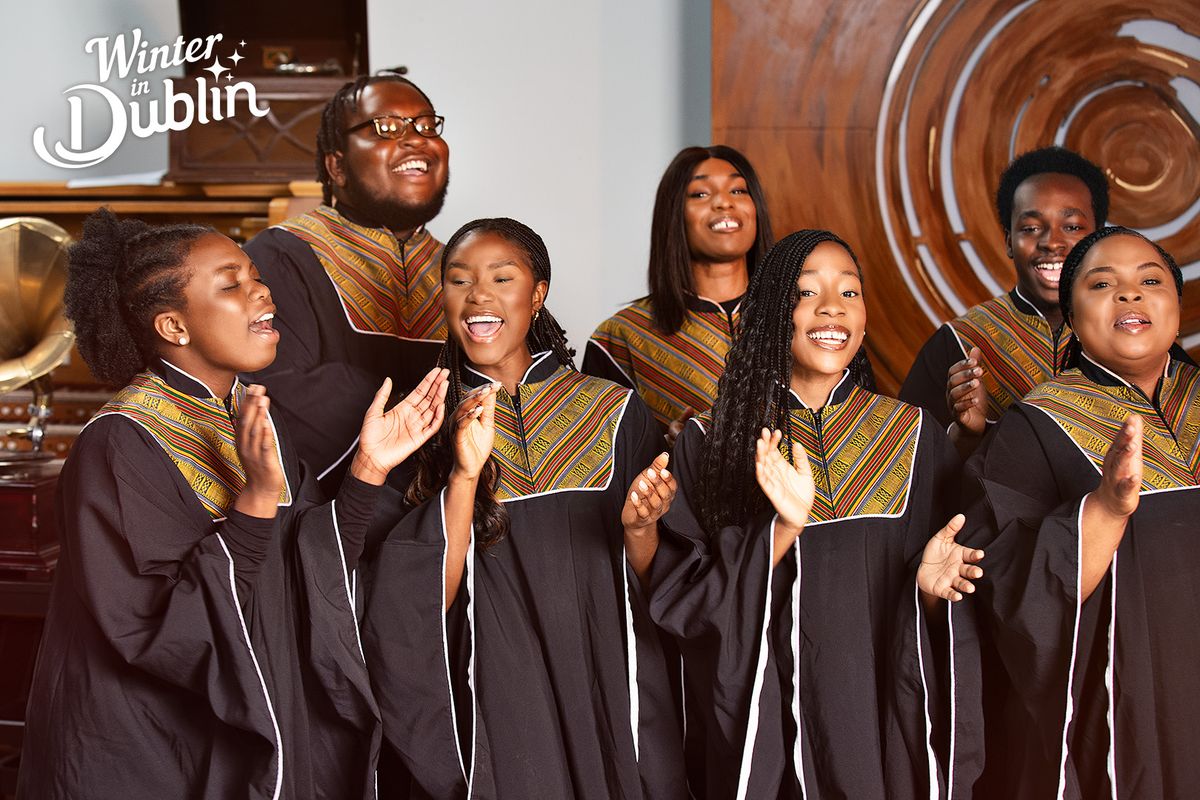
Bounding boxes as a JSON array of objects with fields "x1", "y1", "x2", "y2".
[
  {"x1": 451, "y1": 383, "x2": 499, "y2": 480},
  {"x1": 234, "y1": 384, "x2": 285, "y2": 518},
  {"x1": 622, "y1": 452, "x2": 676, "y2": 532},
  {"x1": 353, "y1": 368, "x2": 450, "y2": 485},
  {"x1": 947, "y1": 347, "x2": 988, "y2": 438}
]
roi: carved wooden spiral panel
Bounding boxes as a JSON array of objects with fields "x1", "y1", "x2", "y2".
[{"x1": 714, "y1": 0, "x2": 1200, "y2": 390}]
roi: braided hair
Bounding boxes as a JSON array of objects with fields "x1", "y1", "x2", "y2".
[
  {"x1": 64, "y1": 208, "x2": 214, "y2": 387},
  {"x1": 995, "y1": 146, "x2": 1109, "y2": 230},
  {"x1": 1056, "y1": 225, "x2": 1184, "y2": 370},
  {"x1": 407, "y1": 218, "x2": 575, "y2": 548},
  {"x1": 649, "y1": 145, "x2": 775, "y2": 335},
  {"x1": 315, "y1": 73, "x2": 435, "y2": 205},
  {"x1": 697, "y1": 229, "x2": 874, "y2": 535}
]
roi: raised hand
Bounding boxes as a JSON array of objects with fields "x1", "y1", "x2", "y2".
[
  {"x1": 451, "y1": 383, "x2": 499, "y2": 480},
  {"x1": 947, "y1": 346, "x2": 988, "y2": 438},
  {"x1": 234, "y1": 384, "x2": 284, "y2": 518},
  {"x1": 1079, "y1": 413, "x2": 1143, "y2": 601},
  {"x1": 918, "y1": 513, "x2": 985, "y2": 602},
  {"x1": 353, "y1": 368, "x2": 450, "y2": 485},
  {"x1": 1094, "y1": 413, "x2": 1143, "y2": 519},
  {"x1": 755, "y1": 429, "x2": 815, "y2": 565},
  {"x1": 622, "y1": 452, "x2": 676, "y2": 531},
  {"x1": 665, "y1": 408, "x2": 694, "y2": 448}
]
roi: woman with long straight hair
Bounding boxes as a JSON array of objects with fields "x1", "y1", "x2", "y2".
[{"x1": 585, "y1": 145, "x2": 775, "y2": 442}]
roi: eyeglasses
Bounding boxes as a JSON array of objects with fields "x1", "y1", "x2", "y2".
[{"x1": 343, "y1": 115, "x2": 445, "y2": 140}]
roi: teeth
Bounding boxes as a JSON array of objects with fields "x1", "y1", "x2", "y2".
[
  {"x1": 253, "y1": 312, "x2": 274, "y2": 323},
  {"x1": 1034, "y1": 262, "x2": 1063, "y2": 271},
  {"x1": 710, "y1": 219, "x2": 739, "y2": 231},
  {"x1": 394, "y1": 159, "x2": 429, "y2": 172},
  {"x1": 466, "y1": 315, "x2": 502, "y2": 324},
  {"x1": 808, "y1": 330, "x2": 848, "y2": 342}
]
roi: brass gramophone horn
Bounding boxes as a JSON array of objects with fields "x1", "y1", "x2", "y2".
[{"x1": 0, "y1": 218, "x2": 76, "y2": 452}]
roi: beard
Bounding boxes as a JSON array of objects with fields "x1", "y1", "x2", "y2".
[{"x1": 337, "y1": 172, "x2": 450, "y2": 235}]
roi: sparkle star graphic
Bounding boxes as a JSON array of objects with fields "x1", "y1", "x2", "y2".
[
  {"x1": 230, "y1": 49, "x2": 244, "y2": 66},
  {"x1": 239, "y1": 40, "x2": 246, "y2": 47},
  {"x1": 204, "y1": 56, "x2": 228, "y2": 81}
]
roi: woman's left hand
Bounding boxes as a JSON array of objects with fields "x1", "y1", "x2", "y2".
[
  {"x1": 621, "y1": 452, "x2": 675, "y2": 532},
  {"x1": 353, "y1": 368, "x2": 450, "y2": 485},
  {"x1": 918, "y1": 513, "x2": 985, "y2": 602}
]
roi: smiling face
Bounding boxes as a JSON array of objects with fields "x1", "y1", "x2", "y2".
[
  {"x1": 329, "y1": 81, "x2": 450, "y2": 235},
  {"x1": 155, "y1": 233, "x2": 278, "y2": 386},
  {"x1": 684, "y1": 158, "x2": 758, "y2": 266},
  {"x1": 789, "y1": 241, "x2": 866, "y2": 390},
  {"x1": 1069, "y1": 233, "x2": 1180, "y2": 387},
  {"x1": 442, "y1": 231, "x2": 548, "y2": 377},
  {"x1": 1006, "y1": 172, "x2": 1096, "y2": 313}
]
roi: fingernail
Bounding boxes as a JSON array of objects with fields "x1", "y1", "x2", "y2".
[
  {"x1": 646, "y1": 469, "x2": 656, "y2": 479},
  {"x1": 631, "y1": 491, "x2": 639, "y2": 502},
  {"x1": 661, "y1": 469, "x2": 671, "y2": 479},
  {"x1": 639, "y1": 481, "x2": 648, "y2": 491}
]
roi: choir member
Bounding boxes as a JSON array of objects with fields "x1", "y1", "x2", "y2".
[
  {"x1": 362, "y1": 218, "x2": 686, "y2": 798},
  {"x1": 900, "y1": 146, "x2": 1107, "y2": 453},
  {"x1": 585, "y1": 145, "x2": 775, "y2": 443},
  {"x1": 247, "y1": 74, "x2": 451, "y2": 493},
  {"x1": 19, "y1": 210, "x2": 448, "y2": 799},
  {"x1": 960, "y1": 226, "x2": 1200, "y2": 798},
  {"x1": 650, "y1": 229, "x2": 979, "y2": 798}
]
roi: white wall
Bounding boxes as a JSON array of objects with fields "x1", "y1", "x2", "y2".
[
  {"x1": 3, "y1": 0, "x2": 711, "y2": 356},
  {"x1": 4, "y1": 0, "x2": 181, "y2": 181},
  {"x1": 368, "y1": 0, "x2": 712, "y2": 356}
]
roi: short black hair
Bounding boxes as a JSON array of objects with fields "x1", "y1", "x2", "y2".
[
  {"x1": 648, "y1": 145, "x2": 775, "y2": 335},
  {"x1": 315, "y1": 73, "x2": 435, "y2": 205},
  {"x1": 994, "y1": 146, "x2": 1109, "y2": 230}
]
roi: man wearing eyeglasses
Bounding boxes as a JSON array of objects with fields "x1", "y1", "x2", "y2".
[{"x1": 246, "y1": 74, "x2": 451, "y2": 495}]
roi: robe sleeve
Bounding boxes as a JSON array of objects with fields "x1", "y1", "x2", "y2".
[
  {"x1": 899, "y1": 325, "x2": 965, "y2": 430},
  {"x1": 245, "y1": 228, "x2": 386, "y2": 486},
  {"x1": 361, "y1": 489, "x2": 471, "y2": 800},
  {"x1": 62, "y1": 417, "x2": 291, "y2": 744},
  {"x1": 649, "y1": 419, "x2": 778, "y2": 797},
  {"x1": 956, "y1": 405, "x2": 1094, "y2": 795}
]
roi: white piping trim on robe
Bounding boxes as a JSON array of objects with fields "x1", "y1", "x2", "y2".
[
  {"x1": 330, "y1": 501, "x2": 367, "y2": 660},
  {"x1": 216, "y1": 534, "x2": 285, "y2": 800},
  {"x1": 439, "y1": 489, "x2": 468, "y2": 780},
  {"x1": 790, "y1": 536, "x2": 809, "y2": 799},
  {"x1": 1105, "y1": 556, "x2": 1118, "y2": 799},
  {"x1": 622, "y1": 548, "x2": 641, "y2": 759},
  {"x1": 466, "y1": 520, "x2": 478, "y2": 795},
  {"x1": 1056, "y1": 499, "x2": 1087, "y2": 799},
  {"x1": 914, "y1": 582, "x2": 938, "y2": 798},
  {"x1": 736, "y1": 517, "x2": 778, "y2": 800}
]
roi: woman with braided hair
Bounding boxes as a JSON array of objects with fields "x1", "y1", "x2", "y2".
[
  {"x1": 649, "y1": 229, "x2": 981, "y2": 799},
  {"x1": 18, "y1": 209, "x2": 449, "y2": 799},
  {"x1": 955, "y1": 227, "x2": 1200, "y2": 798},
  {"x1": 362, "y1": 218, "x2": 687, "y2": 799}
]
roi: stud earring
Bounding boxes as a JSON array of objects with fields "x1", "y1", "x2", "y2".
[{"x1": 178, "y1": 336, "x2": 189, "y2": 346}]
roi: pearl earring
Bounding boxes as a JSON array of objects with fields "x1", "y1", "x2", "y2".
[
  {"x1": 178, "y1": 336, "x2": 189, "y2": 346},
  {"x1": 533, "y1": 310, "x2": 541, "y2": 322}
]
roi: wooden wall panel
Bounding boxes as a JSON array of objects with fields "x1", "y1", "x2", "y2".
[{"x1": 715, "y1": 0, "x2": 1200, "y2": 393}]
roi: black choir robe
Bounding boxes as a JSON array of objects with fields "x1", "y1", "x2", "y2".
[
  {"x1": 18, "y1": 360, "x2": 381, "y2": 800},
  {"x1": 246, "y1": 205, "x2": 446, "y2": 494},
  {"x1": 584, "y1": 294, "x2": 740, "y2": 436},
  {"x1": 956, "y1": 354, "x2": 1200, "y2": 799},
  {"x1": 650, "y1": 375, "x2": 969, "y2": 799},
  {"x1": 362, "y1": 352, "x2": 686, "y2": 799}
]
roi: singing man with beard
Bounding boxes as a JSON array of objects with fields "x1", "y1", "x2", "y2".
[{"x1": 246, "y1": 74, "x2": 450, "y2": 495}]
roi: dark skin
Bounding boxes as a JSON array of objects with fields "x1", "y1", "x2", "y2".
[
  {"x1": 946, "y1": 172, "x2": 1097, "y2": 453},
  {"x1": 325, "y1": 81, "x2": 451, "y2": 239},
  {"x1": 440, "y1": 232, "x2": 675, "y2": 604},
  {"x1": 151, "y1": 233, "x2": 450, "y2": 517}
]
